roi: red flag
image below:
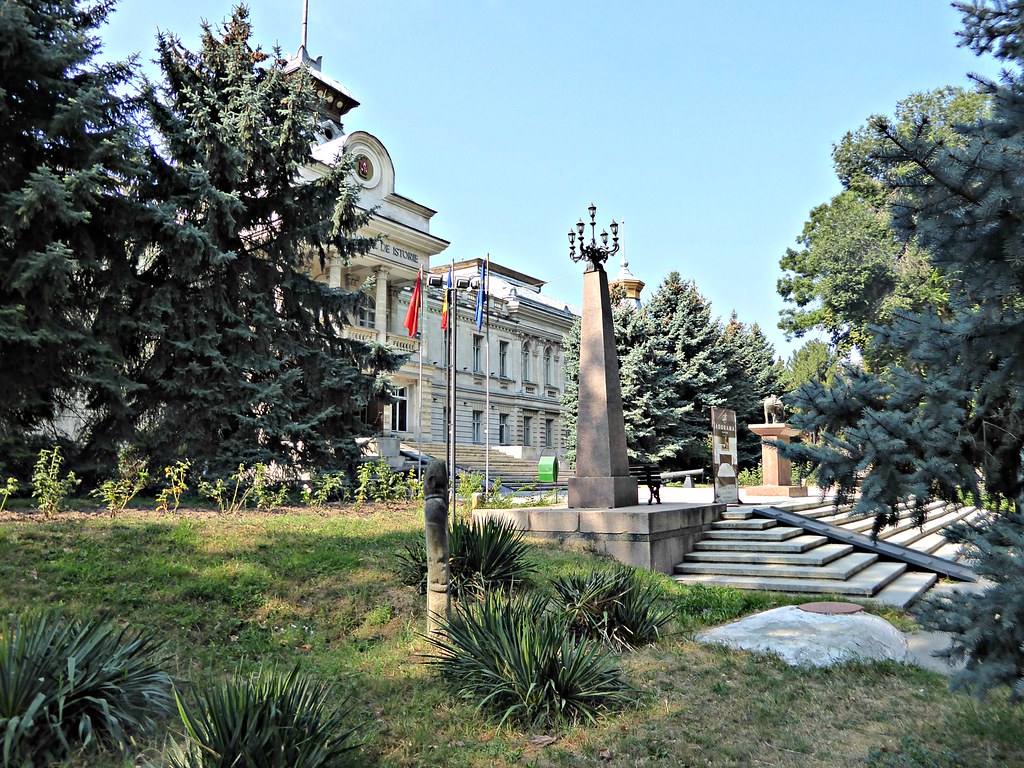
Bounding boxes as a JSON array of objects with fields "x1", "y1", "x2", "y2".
[{"x1": 403, "y1": 269, "x2": 422, "y2": 338}]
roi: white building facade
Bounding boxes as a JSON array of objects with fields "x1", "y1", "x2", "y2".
[{"x1": 291, "y1": 49, "x2": 578, "y2": 463}]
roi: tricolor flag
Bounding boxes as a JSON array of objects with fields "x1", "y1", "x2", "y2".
[
  {"x1": 440, "y1": 265, "x2": 453, "y2": 331},
  {"x1": 403, "y1": 268, "x2": 422, "y2": 338},
  {"x1": 474, "y1": 258, "x2": 487, "y2": 330}
]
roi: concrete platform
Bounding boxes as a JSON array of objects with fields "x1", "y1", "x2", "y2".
[{"x1": 474, "y1": 501, "x2": 724, "y2": 574}]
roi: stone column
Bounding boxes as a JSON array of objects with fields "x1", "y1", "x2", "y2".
[
  {"x1": 327, "y1": 257, "x2": 342, "y2": 289},
  {"x1": 373, "y1": 267, "x2": 389, "y2": 342},
  {"x1": 746, "y1": 423, "x2": 808, "y2": 497},
  {"x1": 567, "y1": 267, "x2": 638, "y2": 508}
]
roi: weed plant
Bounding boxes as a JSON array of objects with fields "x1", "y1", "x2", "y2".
[
  {"x1": 198, "y1": 465, "x2": 253, "y2": 513},
  {"x1": 426, "y1": 591, "x2": 636, "y2": 727},
  {"x1": 156, "y1": 460, "x2": 192, "y2": 513},
  {"x1": 0, "y1": 609, "x2": 173, "y2": 766},
  {"x1": 92, "y1": 446, "x2": 150, "y2": 517},
  {"x1": 551, "y1": 565, "x2": 674, "y2": 650},
  {"x1": 251, "y1": 463, "x2": 289, "y2": 512},
  {"x1": 30, "y1": 446, "x2": 79, "y2": 516},
  {"x1": 0, "y1": 477, "x2": 16, "y2": 513},
  {"x1": 169, "y1": 664, "x2": 362, "y2": 768},
  {"x1": 300, "y1": 471, "x2": 350, "y2": 510}
]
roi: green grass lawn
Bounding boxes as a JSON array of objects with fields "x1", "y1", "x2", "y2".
[{"x1": 0, "y1": 502, "x2": 1021, "y2": 767}]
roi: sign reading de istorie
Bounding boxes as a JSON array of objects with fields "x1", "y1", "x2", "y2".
[{"x1": 373, "y1": 243, "x2": 420, "y2": 265}]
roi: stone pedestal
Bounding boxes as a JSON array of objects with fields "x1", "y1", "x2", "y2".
[
  {"x1": 568, "y1": 266, "x2": 638, "y2": 508},
  {"x1": 475, "y1": 502, "x2": 724, "y2": 574},
  {"x1": 746, "y1": 423, "x2": 808, "y2": 498}
]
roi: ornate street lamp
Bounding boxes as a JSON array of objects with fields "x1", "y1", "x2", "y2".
[{"x1": 568, "y1": 203, "x2": 619, "y2": 272}]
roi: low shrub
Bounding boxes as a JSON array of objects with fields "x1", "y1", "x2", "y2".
[
  {"x1": 426, "y1": 591, "x2": 636, "y2": 727},
  {"x1": 31, "y1": 446, "x2": 79, "y2": 516},
  {"x1": 0, "y1": 609, "x2": 173, "y2": 766},
  {"x1": 156, "y1": 459, "x2": 192, "y2": 513},
  {"x1": 169, "y1": 664, "x2": 362, "y2": 768},
  {"x1": 397, "y1": 516, "x2": 536, "y2": 597},
  {"x1": 92, "y1": 445, "x2": 150, "y2": 517},
  {"x1": 551, "y1": 565, "x2": 674, "y2": 649}
]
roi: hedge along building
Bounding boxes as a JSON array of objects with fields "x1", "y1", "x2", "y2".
[{"x1": 288, "y1": 47, "x2": 579, "y2": 463}]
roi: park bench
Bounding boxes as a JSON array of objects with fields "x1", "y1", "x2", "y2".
[{"x1": 628, "y1": 464, "x2": 705, "y2": 505}]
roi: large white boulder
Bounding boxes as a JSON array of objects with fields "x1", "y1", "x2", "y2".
[{"x1": 696, "y1": 605, "x2": 910, "y2": 667}]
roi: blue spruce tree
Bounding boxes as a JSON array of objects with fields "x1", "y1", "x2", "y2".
[{"x1": 783, "y1": 0, "x2": 1024, "y2": 701}]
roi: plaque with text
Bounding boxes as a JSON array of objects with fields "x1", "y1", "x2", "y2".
[{"x1": 711, "y1": 407, "x2": 738, "y2": 504}]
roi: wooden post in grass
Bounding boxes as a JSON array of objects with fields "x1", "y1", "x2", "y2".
[{"x1": 423, "y1": 459, "x2": 450, "y2": 634}]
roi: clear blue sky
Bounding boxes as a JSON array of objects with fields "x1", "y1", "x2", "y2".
[{"x1": 100, "y1": 1, "x2": 1002, "y2": 360}]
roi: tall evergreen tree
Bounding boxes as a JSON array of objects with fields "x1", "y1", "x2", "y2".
[
  {"x1": 562, "y1": 274, "x2": 777, "y2": 472},
  {"x1": 642, "y1": 273, "x2": 729, "y2": 469},
  {"x1": 0, "y1": 0, "x2": 147, "y2": 472},
  {"x1": 782, "y1": 0, "x2": 1024, "y2": 700},
  {"x1": 125, "y1": 7, "x2": 399, "y2": 474}
]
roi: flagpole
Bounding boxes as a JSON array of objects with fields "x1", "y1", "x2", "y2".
[
  {"x1": 483, "y1": 254, "x2": 491, "y2": 492},
  {"x1": 415, "y1": 267, "x2": 424, "y2": 479},
  {"x1": 448, "y1": 258, "x2": 457, "y2": 506}
]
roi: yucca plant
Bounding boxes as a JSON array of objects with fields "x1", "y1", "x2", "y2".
[
  {"x1": 397, "y1": 516, "x2": 536, "y2": 597},
  {"x1": 551, "y1": 565, "x2": 674, "y2": 650},
  {"x1": 169, "y1": 664, "x2": 362, "y2": 768},
  {"x1": 426, "y1": 591, "x2": 636, "y2": 727},
  {"x1": 0, "y1": 609, "x2": 173, "y2": 767}
]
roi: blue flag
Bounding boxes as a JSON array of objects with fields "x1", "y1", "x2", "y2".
[{"x1": 474, "y1": 260, "x2": 487, "y2": 330}]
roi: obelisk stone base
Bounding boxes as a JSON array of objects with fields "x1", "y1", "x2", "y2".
[{"x1": 567, "y1": 476, "x2": 638, "y2": 510}]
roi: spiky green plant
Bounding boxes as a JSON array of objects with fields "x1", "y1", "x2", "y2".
[
  {"x1": 550, "y1": 565, "x2": 674, "y2": 650},
  {"x1": 0, "y1": 610, "x2": 173, "y2": 766},
  {"x1": 397, "y1": 516, "x2": 536, "y2": 597},
  {"x1": 426, "y1": 591, "x2": 636, "y2": 727},
  {"x1": 169, "y1": 664, "x2": 362, "y2": 768}
]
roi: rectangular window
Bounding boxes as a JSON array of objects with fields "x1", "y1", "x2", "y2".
[
  {"x1": 498, "y1": 414, "x2": 510, "y2": 445},
  {"x1": 472, "y1": 410, "x2": 483, "y2": 444},
  {"x1": 390, "y1": 386, "x2": 408, "y2": 432},
  {"x1": 472, "y1": 335, "x2": 483, "y2": 373},
  {"x1": 523, "y1": 415, "x2": 533, "y2": 447},
  {"x1": 544, "y1": 419, "x2": 554, "y2": 448},
  {"x1": 499, "y1": 341, "x2": 509, "y2": 377}
]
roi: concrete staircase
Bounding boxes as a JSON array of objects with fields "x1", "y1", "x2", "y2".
[
  {"x1": 674, "y1": 500, "x2": 986, "y2": 608},
  {"x1": 403, "y1": 441, "x2": 542, "y2": 481}
]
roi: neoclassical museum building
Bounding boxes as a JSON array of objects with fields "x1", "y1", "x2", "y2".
[{"x1": 288, "y1": 46, "x2": 581, "y2": 463}]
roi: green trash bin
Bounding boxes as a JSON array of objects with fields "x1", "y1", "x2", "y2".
[{"x1": 538, "y1": 456, "x2": 559, "y2": 483}]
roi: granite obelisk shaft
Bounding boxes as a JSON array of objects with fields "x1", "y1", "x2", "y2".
[{"x1": 567, "y1": 267, "x2": 638, "y2": 508}]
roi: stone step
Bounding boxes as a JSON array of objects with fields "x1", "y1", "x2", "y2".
[
  {"x1": 832, "y1": 501, "x2": 948, "y2": 536},
  {"x1": 869, "y1": 571, "x2": 939, "y2": 609},
  {"x1": 683, "y1": 542, "x2": 854, "y2": 567},
  {"x1": 882, "y1": 510, "x2": 966, "y2": 548},
  {"x1": 721, "y1": 510, "x2": 755, "y2": 520},
  {"x1": 703, "y1": 526, "x2": 805, "y2": 542},
  {"x1": 673, "y1": 561, "x2": 908, "y2": 597},
  {"x1": 694, "y1": 533, "x2": 829, "y2": 553},
  {"x1": 674, "y1": 551, "x2": 878, "y2": 581},
  {"x1": 710, "y1": 518, "x2": 777, "y2": 531}
]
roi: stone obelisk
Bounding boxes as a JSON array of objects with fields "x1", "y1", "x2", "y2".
[{"x1": 566, "y1": 206, "x2": 638, "y2": 509}]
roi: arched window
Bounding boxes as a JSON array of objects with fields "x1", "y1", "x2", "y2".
[
  {"x1": 543, "y1": 346, "x2": 553, "y2": 386},
  {"x1": 521, "y1": 341, "x2": 532, "y2": 382}
]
